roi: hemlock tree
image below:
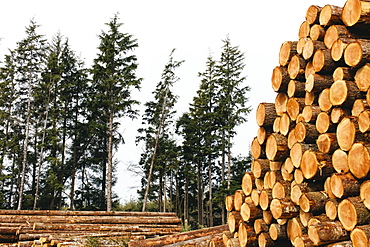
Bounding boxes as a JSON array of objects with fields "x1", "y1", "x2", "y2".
[
  {"x1": 90, "y1": 14, "x2": 141, "y2": 211},
  {"x1": 137, "y1": 49, "x2": 184, "y2": 212}
]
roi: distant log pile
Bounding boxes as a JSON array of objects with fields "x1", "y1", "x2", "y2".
[
  {"x1": 224, "y1": 0, "x2": 370, "y2": 246},
  {"x1": 0, "y1": 210, "x2": 181, "y2": 247}
]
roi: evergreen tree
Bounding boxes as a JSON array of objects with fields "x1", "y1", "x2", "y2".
[
  {"x1": 137, "y1": 49, "x2": 184, "y2": 212},
  {"x1": 90, "y1": 14, "x2": 141, "y2": 211}
]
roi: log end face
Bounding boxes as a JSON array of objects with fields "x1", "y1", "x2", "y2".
[
  {"x1": 342, "y1": 0, "x2": 361, "y2": 26},
  {"x1": 348, "y1": 143, "x2": 370, "y2": 179},
  {"x1": 338, "y1": 199, "x2": 357, "y2": 231},
  {"x1": 344, "y1": 42, "x2": 363, "y2": 67},
  {"x1": 350, "y1": 227, "x2": 368, "y2": 247}
]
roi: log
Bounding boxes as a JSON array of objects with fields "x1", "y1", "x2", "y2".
[
  {"x1": 332, "y1": 148, "x2": 349, "y2": 173},
  {"x1": 316, "y1": 112, "x2": 335, "y2": 134},
  {"x1": 250, "y1": 189, "x2": 261, "y2": 207},
  {"x1": 358, "y1": 110, "x2": 370, "y2": 132},
  {"x1": 299, "y1": 21, "x2": 311, "y2": 39},
  {"x1": 288, "y1": 55, "x2": 306, "y2": 79},
  {"x1": 290, "y1": 143, "x2": 317, "y2": 168},
  {"x1": 350, "y1": 224, "x2": 370, "y2": 247},
  {"x1": 0, "y1": 210, "x2": 178, "y2": 217},
  {"x1": 271, "y1": 66, "x2": 290, "y2": 93},
  {"x1": 227, "y1": 212, "x2": 242, "y2": 233},
  {"x1": 252, "y1": 159, "x2": 270, "y2": 179},
  {"x1": 281, "y1": 162, "x2": 294, "y2": 182},
  {"x1": 269, "y1": 223, "x2": 287, "y2": 240},
  {"x1": 258, "y1": 232, "x2": 274, "y2": 247},
  {"x1": 287, "y1": 79, "x2": 306, "y2": 98},
  {"x1": 348, "y1": 142, "x2": 370, "y2": 179},
  {"x1": 331, "y1": 37, "x2": 359, "y2": 62},
  {"x1": 317, "y1": 133, "x2": 338, "y2": 153},
  {"x1": 320, "y1": 5, "x2": 343, "y2": 26},
  {"x1": 303, "y1": 40, "x2": 326, "y2": 60},
  {"x1": 269, "y1": 161, "x2": 282, "y2": 171},
  {"x1": 279, "y1": 41, "x2": 298, "y2": 67},
  {"x1": 325, "y1": 177, "x2": 337, "y2": 199},
  {"x1": 305, "y1": 91, "x2": 316, "y2": 106},
  {"x1": 299, "y1": 191, "x2": 329, "y2": 213},
  {"x1": 294, "y1": 169, "x2": 305, "y2": 184},
  {"x1": 300, "y1": 150, "x2": 334, "y2": 180},
  {"x1": 259, "y1": 189, "x2": 273, "y2": 211},
  {"x1": 308, "y1": 221, "x2": 349, "y2": 245},
  {"x1": 360, "y1": 180, "x2": 370, "y2": 210},
  {"x1": 291, "y1": 182, "x2": 325, "y2": 206},
  {"x1": 226, "y1": 238, "x2": 240, "y2": 247},
  {"x1": 302, "y1": 105, "x2": 321, "y2": 123},
  {"x1": 256, "y1": 103, "x2": 278, "y2": 127},
  {"x1": 287, "y1": 217, "x2": 307, "y2": 243},
  {"x1": 241, "y1": 172, "x2": 255, "y2": 196},
  {"x1": 306, "y1": 5, "x2": 322, "y2": 24},
  {"x1": 318, "y1": 88, "x2": 333, "y2": 112},
  {"x1": 273, "y1": 117, "x2": 281, "y2": 133},
  {"x1": 313, "y1": 49, "x2": 337, "y2": 73},
  {"x1": 293, "y1": 235, "x2": 315, "y2": 247},
  {"x1": 254, "y1": 219, "x2": 269, "y2": 235},
  {"x1": 275, "y1": 93, "x2": 288, "y2": 116},
  {"x1": 263, "y1": 210, "x2": 273, "y2": 225},
  {"x1": 288, "y1": 128, "x2": 298, "y2": 149},
  {"x1": 333, "y1": 67, "x2": 356, "y2": 81},
  {"x1": 305, "y1": 61, "x2": 316, "y2": 79},
  {"x1": 355, "y1": 63, "x2": 370, "y2": 91},
  {"x1": 325, "y1": 25, "x2": 356, "y2": 49},
  {"x1": 238, "y1": 222, "x2": 257, "y2": 247},
  {"x1": 344, "y1": 40, "x2": 370, "y2": 67},
  {"x1": 240, "y1": 202, "x2": 262, "y2": 222},
  {"x1": 265, "y1": 133, "x2": 289, "y2": 161},
  {"x1": 283, "y1": 156, "x2": 294, "y2": 174},
  {"x1": 342, "y1": 0, "x2": 370, "y2": 26},
  {"x1": 270, "y1": 198, "x2": 299, "y2": 219},
  {"x1": 337, "y1": 117, "x2": 364, "y2": 151},
  {"x1": 295, "y1": 121, "x2": 319, "y2": 144},
  {"x1": 257, "y1": 126, "x2": 272, "y2": 145},
  {"x1": 338, "y1": 196, "x2": 370, "y2": 231},
  {"x1": 223, "y1": 231, "x2": 233, "y2": 247},
  {"x1": 330, "y1": 80, "x2": 362, "y2": 108},
  {"x1": 330, "y1": 172, "x2": 360, "y2": 198},
  {"x1": 297, "y1": 37, "x2": 309, "y2": 55},
  {"x1": 352, "y1": 99, "x2": 368, "y2": 117},
  {"x1": 325, "y1": 241, "x2": 353, "y2": 247},
  {"x1": 279, "y1": 113, "x2": 293, "y2": 136},
  {"x1": 307, "y1": 214, "x2": 331, "y2": 227},
  {"x1": 310, "y1": 24, "x2": 326, "y2": 41},
  {"x1": 326, "y1": 198, "x2": 339, "y2": 220},
  {"x1": 331, "y1": 107, "x2": 351, "y2": 124},
  {"x1": 286, "y1": 97, "x2": 305, "y2": 121},
  {"x1": 226, "y1": 195, "x2": 235, "y2": 212},
  {"x1": 234, "y1": 190, "x2": 246, "y2": 211},
  {"x1": 300, "y1": 209, "x2": 313, "y2": 227},
  {"x1": 272, "y1": 181, "x2": 291, "y2": 199},
  {"x1": 305, "y1": 73, "x2": 333, "y2": 94}
]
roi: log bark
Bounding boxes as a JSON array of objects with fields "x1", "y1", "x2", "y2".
[
  {"x1": 317, "y1": 133, "x2": 338, "y2": 153},
  {"x1": 318, "y1": 88, "x2": 333, "y2": 112},
  {"x1": 270, "y1": 198, "x2": 299, "y2": 219},
  {"x1": 310, "y1": 24, "x2": 326, "y2": 41},
  {"x1": 338, "y1": 196, "x2": 370, "y2": 231},
  {"x1": 325, "y1": 25, "x2": 355, "y2": 49},
  {"x1": 330, "y1": 80, "x2": 362, "y2": 107},
  {"x1": 342, "y1": 0, "x2": 370, "y2": 26},
  {"x1": 308, "y1": 221, "x2": 349, "y2": 245},
  {"x1": 279, "y1": 41, "x2": 298, "y2": 67},
  {"x1": 348, "y1": 142, "x2": 370, "y2": 179},
  {"x1": 306, "y1": 74, "x2": 334, "y2": 94},
  {"x1": 350, "y1": 224, "x2": 370, "y2": 247},
  {"x1": 355, "y1": 63, "x2": 370, "y2": 91},
  {"x1": 320, "y1": 5, "x2": 343, "y2": 26}
]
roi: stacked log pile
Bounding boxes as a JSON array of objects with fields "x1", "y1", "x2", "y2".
[
  {"x1": 224, "y1": 0, "x2": 370, "y2": 246},
  {"x1": 0, "y1": 210, "x2": 181, "y2": 247}
]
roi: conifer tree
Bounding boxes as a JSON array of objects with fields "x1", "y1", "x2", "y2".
[{"x1": 90, "y1": 14, "x2": 141, "y2": 211}]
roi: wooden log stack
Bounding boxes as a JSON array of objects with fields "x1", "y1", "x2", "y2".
[
  {"x1": 0, "y1": 210, "x2": 182, "y2": 247},
  {"x1": 224, "y1": 1, "x2": 370, "y2": 246}
]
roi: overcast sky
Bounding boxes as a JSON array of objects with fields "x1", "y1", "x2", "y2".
[{"x1": 1, "y1": 0, "x2": 347, "y2": 203}]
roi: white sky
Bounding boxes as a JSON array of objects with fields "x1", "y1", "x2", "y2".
[{"x1": 0, "y1": 0, "x2": 347, "y2": 204}]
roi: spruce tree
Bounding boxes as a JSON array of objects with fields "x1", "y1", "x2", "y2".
[{"x1": 90, "y1": 14, "x2": 141, "y2": 211}]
